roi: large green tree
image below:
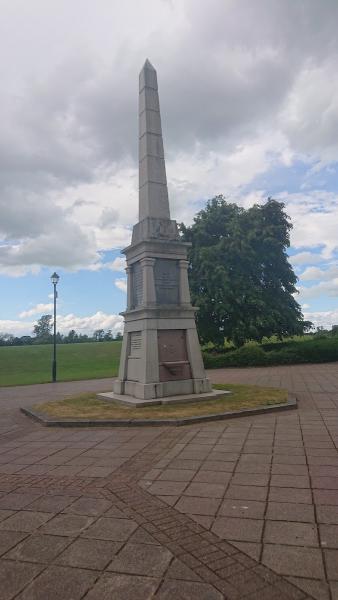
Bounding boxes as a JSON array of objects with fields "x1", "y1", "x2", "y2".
[
  {"x1": 33, "y1": 314, "x2": 53, "y2": 344},
  {"x1": 180, "y1": 196, "x2": 307, "y2": 347}
]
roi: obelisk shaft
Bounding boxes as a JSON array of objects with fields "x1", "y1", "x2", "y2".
[{"x1": 139, "y1": 60, "x2": 170, "y2": 222}]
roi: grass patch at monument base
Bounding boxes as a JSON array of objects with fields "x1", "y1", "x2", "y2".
[{"x1": 31, "y1": 384, "x2": 288, "y2": 421}]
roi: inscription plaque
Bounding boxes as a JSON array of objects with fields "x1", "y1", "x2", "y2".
[
  {"x1": 158, "y1": 329, "x2": 192, "y2": 381},
  {"x1": 130, "y1": 331, "x2": 142, "y2": 357},
  {"x1": 131, "y1": 262, "x2": 143, "y2": 308},
  {"x1": 154, "y1": 259, "x2": 179, "y2": 305}
]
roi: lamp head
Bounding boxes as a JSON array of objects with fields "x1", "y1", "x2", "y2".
[{"x1": 51, "y1": 272, "x2": 60, "y2": 285}]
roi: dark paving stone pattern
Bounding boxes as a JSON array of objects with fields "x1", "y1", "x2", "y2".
[{"x1": 0, "y1": 362, "x2": 337, "y2": 598}]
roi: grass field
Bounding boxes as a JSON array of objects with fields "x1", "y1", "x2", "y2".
[
  {"x1": 33, "y1": 384, "x2": 287, "y2": 420},
  {"x1": 0, "y1": 341, "x2": 122, "y2": 386}
]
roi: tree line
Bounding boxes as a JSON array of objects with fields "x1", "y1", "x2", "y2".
[{"x1": 0, "y1": 315, "x2": 123, "y2": 346}]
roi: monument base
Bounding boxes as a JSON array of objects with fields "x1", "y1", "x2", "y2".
[{"x1": 97, "y1": 388, "x2": 230, "y2": 408}]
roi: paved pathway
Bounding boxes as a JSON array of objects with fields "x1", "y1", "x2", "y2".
[{"x1": 0, "y1": 363, "x2": 337, "y2": 599}]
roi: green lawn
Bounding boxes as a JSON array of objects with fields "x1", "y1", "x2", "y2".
[
  {"x1": 33, "y1": 384, "x2": 287, "y2": 420},
  {"x1": 0, "y1": 341, "x2": 122, "y2": 386}
]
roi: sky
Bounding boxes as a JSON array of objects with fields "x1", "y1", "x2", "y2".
[{"x1": 1, "y1": 0, "x2": 338, "y2": 337}]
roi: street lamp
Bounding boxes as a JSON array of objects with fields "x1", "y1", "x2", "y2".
[{"x1": 51, "y1": 272, "x2": 60, "y2": 382}]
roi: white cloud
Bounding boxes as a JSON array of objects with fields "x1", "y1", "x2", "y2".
[
  {"x1": 19, "y1": 303, "x2": 54, "y2": 318},
  {"x1": 104, "y1": 257, "x2": 126, "y2": 272},
  {"x1": 56, "y1": 311, "x2": 123, "y2": 334},
  {"x1": 114, "y1": 278, "x2": 127, "y2": 293},
  {"x1": 0, "y1": 320, "x2": 34, "y2": 336},
  {"x1": 1, "y1": 311, "x2": 124, "y2": 337},
  {"x1": 304, "y1": 310, "x2": 338, "y2": 330},
  {"x1": 298, "y1": 278, "x2": 338, "y2": 301},
  {"x1": 1, "y1": 0, "x2": 338, "y2": 277},
  {"x1": 289, "y1": 252, "x2": 324, "y2": 266},
  {"x1": 274, "y1": 191, "x2": 338, "y2": 258},
  {"x1": 301, "y1": 265, "x2": 338, "y2": 282}
]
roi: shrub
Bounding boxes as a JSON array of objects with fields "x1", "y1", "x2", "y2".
[{"x1": 203, "y1": 336, "x2": 338, "y2": 368}]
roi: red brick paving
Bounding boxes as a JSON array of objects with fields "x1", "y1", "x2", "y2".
[{"x1": 0, "y1": 362, "x2": 337, "y2": 598}]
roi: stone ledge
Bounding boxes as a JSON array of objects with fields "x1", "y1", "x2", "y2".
[
  {"x1": 20, "y1": 394, "x2": 297, "y2": 428},
  {"x1": 97, "y1": 389, "x2": 230, "y2": 407}
]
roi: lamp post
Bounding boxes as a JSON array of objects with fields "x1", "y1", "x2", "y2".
[{"x1": 51, "y1": 272, "x2": 60, "y2": 382}]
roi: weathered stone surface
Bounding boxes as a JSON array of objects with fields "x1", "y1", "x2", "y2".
[{"x1": 111, "y1": 61, "x2": 211, "y2": 403}]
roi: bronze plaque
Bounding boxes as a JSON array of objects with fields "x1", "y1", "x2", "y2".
[
  {"x1": 154, "y1": 259, "x2": 179, "y2": 305},
  {"x1": 158, "y1": 330, "x2": 192, "y2": 381}
]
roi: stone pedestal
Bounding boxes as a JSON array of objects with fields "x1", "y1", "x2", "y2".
[{"x1": 112, "y1": 236, "x2": 212, "y2": 401}]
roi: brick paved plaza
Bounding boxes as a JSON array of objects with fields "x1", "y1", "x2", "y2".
[{"x1": 0, "y1": 363, "x2": 337, "y2": 599}]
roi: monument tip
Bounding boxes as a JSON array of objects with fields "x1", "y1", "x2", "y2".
[{"x1": 142, "y1": 58, "x2": 156, "y2": 71}]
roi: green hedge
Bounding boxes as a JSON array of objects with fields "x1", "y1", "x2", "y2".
[{"x1": 203, "y1": 337, "x2": 338, "y2": 368}]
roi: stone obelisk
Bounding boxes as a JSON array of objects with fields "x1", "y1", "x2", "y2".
[{"x1": 106, "y1": 60, "x2": 214, "y2": 405}]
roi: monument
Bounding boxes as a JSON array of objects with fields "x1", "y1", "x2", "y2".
[{"x1": 101, "y1": 60, "x2": 225, "y2": 406}]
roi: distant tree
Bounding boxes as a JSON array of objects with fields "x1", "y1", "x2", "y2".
[
  {"x1": 93, "y1": 329, "x2": 105, "y2": 341},
  {"x1": 77, "y1": 334, "x2": 89, "y2": 343},
  {"x1": 33, "y1": 314, "x2": 53, "y2": 344},
  {"x1": 331, "y1": 325, "x2": 338, "y2": 336},
  {"x1": 104, "y1": 330, "x2": 114, "y2": 341},
  {"x1": 0, "y1": 333, "x2": 15, "y2": 346},
  {"x1": 180, "y1": 196, "x2": 308, "y2": 348},
  {"x1": 20, "y1": 336, "x2": 34, "y2": 345},
  {"x1": 115, "y1": 331, "x2": 123, "y2": 341},
  {"x1": 65, "y1": 329, "x2": 78, "y2": 344}
]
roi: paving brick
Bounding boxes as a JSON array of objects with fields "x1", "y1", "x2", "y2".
[
  {"x1": 192, "y1": 470, "x2": 231, "y2": 484},
  {"x1": 271, "y1": 465, "x2": 309, "y2": 476},
  {"x1": 331, "y1": 581, "x2": 338, "y2": 600},
  {"x1": 27, "y1": 495, "x2": 77, "y2": 513},
  {"x1": 83, "y1": 516, "x2": 138, "y2": 541},
  {"x1": 269, "y1": 488, "x2": 313, "y2": 504},
  {"x1": 107, "y1": 542, "x2": 172, "y2": 576},
  {"x1": 313, "y1": 490, "x2": 338, "y2": 505},
  {"x1": 64, "y1": 496, "x2": 111, "y2": 516},
  {"x1": 0, "y1": 531, "x2": 28, "y2": 556},
  {"x1": 264, "y1": 521, "x2": 318, "y2": 546},
  {"x1": 225, "y1": 485, "x2": 268, "y2": 501},
  {"x1": 201, "y1": 460, "x2": 236, "y2": 472},
  {"x1": 270, "y1": 475, "x2": 310, "y2": 488},
  {"x1": 324, "y1": 549, "x2": 338, "y2": 580},
  {"x1": 319, "y1": 525, "x2": 338, "y2": 549},
  {"x1": 165, "y1": 557, "x2": 202, "y2": 581},
  {"x1": 85, "y1": 573, "x2": 160, "y2": 599},
  {"x1": 231, "y1": 541, "x2": 261, "y2": 560},
  {"x1": 318, "y1": 507, "x2": 338, "y2": 526},
  {"x1": 287, "y1": 576, "x2": 331, "y2": 600},
  {"x1": 56, "y1": 538, "x2": 122, "y2": 569},
  {"x1": 148, "y1": 481, "x2": 188, "y2": 496},
  {"x1": 0, "y1": 510, "x2": 53, "y2": 532},
  {"x1": 40, "y1": 513, "x2": 94, "y2": 536},
  {"x1": 266, "y1": 502, "x2": 315, "y2": 522},
  {"x1": 0, "y1": 509, "x2": 14, "y2": 522},
  {"x1": 219, "y1": 499, "x2": 265, "y2": 519},
  {"x1": 313, "y1": 477, "x2": 338, "y2": 490},
  {"x1": 231, "y1": 473, "x2": 270, "y2": 486},
  {"x1": 175, "y1": 496, "x2": 221, "y2": 516},
  {"x1": 155, "y1": 579, "x2": 223, "y2": 599},
  {"x1": 15, "y1": 565, "x2": 97, "y2": 600},
  {"x1": 183, "y1": 482, "x2": 226, "y2": 498},
  {"x1": 157, "y1": 469, "x2": 196, "y2": 482},
  {"x1": 5, "y1": 534, "x2": 70, "y2": 563},
  {"x1": 0, "y1": 492, "x2": 41, "y2": 510},
  {"x1": 212, "y1": 516, "x2": 264, "y2": 542},
  {"x1": 262, "y1": 544, "x2": 325, "y2": 579},
  {"x1": 0, "y1": 560, "x2": 43, "y2": 599}
]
